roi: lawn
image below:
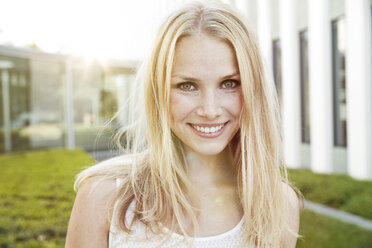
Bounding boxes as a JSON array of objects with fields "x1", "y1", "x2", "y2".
[
  {"x1": 0, "y1": 149, "x2": 94, "y2": 248},
  {"x1": 0, "y1": 149, "x2": 371, "y2": 247},
  {"x1": 297, "y1": 210, "x2": 372, "y2": 248}
]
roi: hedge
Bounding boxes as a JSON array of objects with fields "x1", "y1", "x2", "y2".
[{"x1": 288, "y1": 169, "x2": 372, "y2": 220}]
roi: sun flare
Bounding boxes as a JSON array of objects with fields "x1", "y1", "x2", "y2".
[{"x1": 0, "y1": 0, "x2": 174, "y2": 61}]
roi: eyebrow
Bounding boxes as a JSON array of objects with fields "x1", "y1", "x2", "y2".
[{"x1": 171, "y1": 71, "x2": 240, "y2": 81}]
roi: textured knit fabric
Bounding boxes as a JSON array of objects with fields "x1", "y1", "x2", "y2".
[{"x1": 109, "y1": 179, "x2": 245, "y2": 248}]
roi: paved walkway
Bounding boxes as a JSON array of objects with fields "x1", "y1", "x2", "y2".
[
  {"x1": 88, "y1": 150, "x2": 372, "y2": 232},
  {"x1": 305, "y1": 200, "x2": 372, "y2": 231}
]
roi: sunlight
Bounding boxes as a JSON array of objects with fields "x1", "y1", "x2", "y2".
[{"x1": 0, "y1": 0, "x2": 160, "y2": 61}]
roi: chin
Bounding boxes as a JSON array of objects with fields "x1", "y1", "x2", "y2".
[{"x1": 188, "y1": 143, "x2": 228, "y2": 156}]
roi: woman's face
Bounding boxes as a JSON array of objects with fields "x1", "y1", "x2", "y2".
[{"x1": 170, "y1": 34, "x2": 243, "y2": 156}]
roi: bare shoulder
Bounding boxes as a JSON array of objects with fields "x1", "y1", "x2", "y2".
[
  {"x1": 281, "y1": 182, "x2": 301, "y2": 210},
  {"x1": 65, "y1": 178, "x2": 117, "y2": 248},
  {"x1": 281, "y1": 182, "x2": 301, "y2": 248}
]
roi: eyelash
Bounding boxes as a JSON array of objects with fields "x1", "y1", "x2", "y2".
[
  {"x1": 179, "y1": 82, "x2": 195, "y2": 90},
  {"x1": 177, "y1": 80, "x2": 239, "y2": 91},
  {"x1": 221, "y1": 80, "x2": 239, "y2": 89}
]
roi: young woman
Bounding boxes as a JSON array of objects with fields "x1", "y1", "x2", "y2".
[{"x1": 66, "y1": 1, "x2": 301, "y2": 247}]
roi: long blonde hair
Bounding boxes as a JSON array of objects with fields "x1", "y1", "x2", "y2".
[{"x1": 76, "y1": 1, "x2": 299, "y2": 247}]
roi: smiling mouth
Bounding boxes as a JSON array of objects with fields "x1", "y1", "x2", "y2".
[{"x1": 190, "y1": 122, "x2": 227, "y2": 134}]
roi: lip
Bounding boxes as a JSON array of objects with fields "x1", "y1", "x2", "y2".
[
  {"x1": 188, "y1": 121, "x2": 229, "y2": 138},
  {"x1": 190, "y1": 122, "x2": 226, "y2": 127}
]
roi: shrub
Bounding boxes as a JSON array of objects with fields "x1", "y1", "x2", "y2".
[{"x1": 289, "y1": 169, "x2": 372, "y2": 220}]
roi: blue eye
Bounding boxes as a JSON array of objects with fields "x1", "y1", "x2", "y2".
[
  {"x1": 179, "y1": 83, "x2": 195, "y2": 90},
  {"x1": 222, "y1": 80, "x2": 238, "y2": 89}
]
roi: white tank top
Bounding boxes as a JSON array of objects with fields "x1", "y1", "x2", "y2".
[{"x1": 109, "y1": 179, "x2": 245, "y2": 248}]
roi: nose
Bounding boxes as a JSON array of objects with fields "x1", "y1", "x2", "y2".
[{"x1": 196, "y1": 90, "x2": 223, "y2": 120}]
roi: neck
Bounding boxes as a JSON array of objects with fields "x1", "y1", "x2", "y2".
[
  {"x1": 181, "y1": 147, "x2": 243, "y2": 233},
  {"x1": 184, "y1": 147, "x2": 237, "y2": 188}
]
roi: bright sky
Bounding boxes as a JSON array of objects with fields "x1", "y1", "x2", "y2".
[{"x1": 0, "y1": 0, "x2": 176, "y2": 61}]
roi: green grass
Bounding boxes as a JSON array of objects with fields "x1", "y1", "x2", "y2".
[
  {"x1": 0, "y1": 149, "x2": 94, "y2": 248},
  {"x1": 298, "y1": 210, "x2": 372, "y2": 248},
  {"x1": 0, "y1": 150, "x2": 371, "y2": 247},
  {"x1": 288, "y1": 169, "x2": 372, "y2": 220}
]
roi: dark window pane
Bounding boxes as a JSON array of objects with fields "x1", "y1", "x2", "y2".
[
  {"x1": 332, "y1": 18, "x2": 347, "y2": 147},
  {"x1": 0, "y1": 55, "x2": 31, "y2": 152},
  {"x1": 300, "y1": 30, "x2": 310, "y2": 144},
  {"x1": 273, "y1": 39, "x2": 282, "y2": 103}
]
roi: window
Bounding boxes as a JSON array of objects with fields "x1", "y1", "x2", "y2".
[
  {"x1": 0, "y1": 63, "x2": 4, "y2": 153},
  {"x1": 300, "y1": 30, "x2": 310, "y2": 144},
  {"x1": 72, "y1": 62, "x2": 135, "y2": 151},
  {"x1": 0, "y1": 55, "x2": 31, "y2": 152},
  {"x1": 332, "y1": 18, "x2": 347, "y2": 147},
  {"x1": 272, "y1": 39, "x2": 282, "y2": 102}
]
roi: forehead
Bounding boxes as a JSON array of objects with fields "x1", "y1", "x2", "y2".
[{"x1": 172, "y1": 34, "x2": 239, "y2": 78}]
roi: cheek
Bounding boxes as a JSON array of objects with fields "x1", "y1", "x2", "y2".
[
  {"x1": 170, "y1": 93, "x2": 196, "y2": 122},
  {"x1": 225, "y1": 92, "x2": 243, "y2": 117},
  {"x1": 236, "y1": 93, "x2": 244, "y2": 114}
]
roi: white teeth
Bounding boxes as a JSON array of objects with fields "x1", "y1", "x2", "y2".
[{"x1": 192, "y1": 124, "x2": 225, "y2": 134}]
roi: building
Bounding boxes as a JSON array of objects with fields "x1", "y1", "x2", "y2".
[
  {"x1": 231, "y1": 0, "x2": 371, "y2": 179},
  {"x1": 0, "y1": 0, "x2": 371, "y2": 180},
  {"x1": 0, "y1": 45, "x2": 138, "y2": 154}
]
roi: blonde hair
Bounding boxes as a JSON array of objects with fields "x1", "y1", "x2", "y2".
[{"x1": 76, "y1": 1, "x2": 300, "y2": 247}]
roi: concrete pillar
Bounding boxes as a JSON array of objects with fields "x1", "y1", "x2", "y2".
[
  {"x1": 92, "y1": 91, "x2": 100, "y2": 126},
  {"x1": 1, "y1": 70, "x2": 11, "y2": 152},
  {"x1": 65, "y1": 60, "x2": 75, "y2": 149},
  {"x1": 279, "y1": 0, "x2": 302, "y2": 168},
  {"x1": 116, "y1": 75, "x2": 128, "y2": 126},
  {"x1": 308, "y1": 0, "x2": 334, "y2": 173},
  {"x1": 345, "y1": 0, "x2": 372, "y2": 179},
  {"x1": 257, "y1": 0, "x2": 273, "y2": 76}
]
